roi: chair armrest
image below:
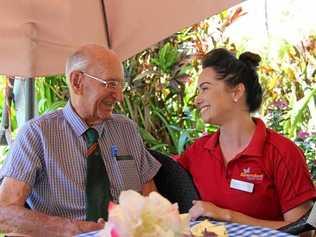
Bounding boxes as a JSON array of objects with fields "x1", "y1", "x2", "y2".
[{"x1": 278, "y1": 208, "x2": 314, "y2": 235}]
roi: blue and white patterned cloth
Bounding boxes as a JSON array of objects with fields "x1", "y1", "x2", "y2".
[
  {"x1": 218, "y1": 222, "x2": 295, "y2": 236},
  {"x1": 76, "y1": 221, "x2": 296, "y2": 237}
]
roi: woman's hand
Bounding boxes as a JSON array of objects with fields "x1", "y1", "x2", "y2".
[{"x1": 189, "y1": 200, "x2": 231, "y2": 221}]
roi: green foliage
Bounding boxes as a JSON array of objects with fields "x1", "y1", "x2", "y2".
[
  {"x1": 288, "y1": 88, "x2": 315, "y2": 137},
  {"x1": 260, "y1": 36, "x2": 316, "y2": 177},
  {"x1": 151, "y1": 43, "x2": 179, "y2": 73},
  {"x1": 36, "y1": 75, "x2": 68, "y2": 114},
  {"x1": 296, "y1": 134, "x2": 316, "y2": 178},
  {"x1": 0, "y1": 146, "x2": 9, "y2": 166},
  {"x1": 260, "y1": 39, "x2": 316, "y2": 131}
]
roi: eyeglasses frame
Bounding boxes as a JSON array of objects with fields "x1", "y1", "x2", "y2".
[{"x1": 80, "y1": 71, "x2": 127, "y2": 90}]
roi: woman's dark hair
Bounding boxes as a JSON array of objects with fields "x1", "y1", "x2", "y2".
[{"x1": 202, "y1": 48, "x2": 263, "y2": 112}]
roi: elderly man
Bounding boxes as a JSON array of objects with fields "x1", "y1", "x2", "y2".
[{"x1": 0, "y1": 44, "x2": 161, "y2": 236}]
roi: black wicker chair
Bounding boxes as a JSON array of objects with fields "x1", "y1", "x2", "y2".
[
  {"x1": 148, "y1": 149, "x2": 200, "y2": 213},
  {"x1": 278, "y1": 203, "x2": 316, "y2": 235}
]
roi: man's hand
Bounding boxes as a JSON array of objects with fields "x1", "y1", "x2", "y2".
[
  {"x1": 142, "y1": 179, "x2": 157, "y2": 196},
  {"x1": 66, "y1": 219, "x2": 104, "y2": 236},
  {"x1": 1, "y1": 205, "x2": 105, "y2": 237}
]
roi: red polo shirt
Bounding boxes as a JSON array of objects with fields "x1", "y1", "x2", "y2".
[{"x1": 177, "y1": 118, "x2": 316, "y2": 220}]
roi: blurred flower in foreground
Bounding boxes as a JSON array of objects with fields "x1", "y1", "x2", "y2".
[{"x1": 100, "y1": 190, "x2": 190, "y2": 237}]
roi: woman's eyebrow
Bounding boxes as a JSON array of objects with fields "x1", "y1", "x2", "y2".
[{"x1": 198, "y1": 81, "x2": 213, "y2": 88}]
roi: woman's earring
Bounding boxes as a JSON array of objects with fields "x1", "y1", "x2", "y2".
[{"x1": 233, "y1": 98, "x2": 238, "y2": 103}]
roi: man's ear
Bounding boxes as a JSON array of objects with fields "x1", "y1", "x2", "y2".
[
  {"x1": 232, "y1": 83, "x2": 245, "y2": 103},
  {"x1": 69, "y1": 71, "x2": 84, "y2": 95}
]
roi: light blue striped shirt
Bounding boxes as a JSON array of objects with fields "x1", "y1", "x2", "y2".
[{"x1": 0, "y1": 102, "x2": 161, "y2": 220}]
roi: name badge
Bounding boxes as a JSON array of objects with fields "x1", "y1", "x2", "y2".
[{"x1": 230, "y1": 179, "x2": 254, "y2": 193}]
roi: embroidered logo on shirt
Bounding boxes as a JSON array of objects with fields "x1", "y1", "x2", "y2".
[{"x1": 240, "y1": 167, "x2": 264, "y2": 181}]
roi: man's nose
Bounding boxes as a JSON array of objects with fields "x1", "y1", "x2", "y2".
[{"x1": 111, "y1": 89, "x2": 124, "y2": 102}]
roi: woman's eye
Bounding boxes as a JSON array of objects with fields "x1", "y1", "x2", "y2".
[{"x1": 201, "y1": 86, "x2": 208, "y2": 92}]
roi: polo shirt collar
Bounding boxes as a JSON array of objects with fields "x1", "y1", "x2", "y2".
[
  {"x1": 204, "y1": 130, "x2": 220, "y2": 151},
  {"x1": 63, "y1": 101, "x2": 105, "y2": 137},
  {"x1": 242, "y1": 117, "x2": 266, "y2": 157},
  {"x1": 203, "y1": 117, "x2": 266, "y2": 157}
]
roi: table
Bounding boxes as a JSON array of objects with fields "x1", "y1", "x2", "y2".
[
  {"x1": 208, "y1": 222, "x2": 295, "y2": 236},
  {"x1": 76, "y1": 221, "x2": 296, "y2": 237}
]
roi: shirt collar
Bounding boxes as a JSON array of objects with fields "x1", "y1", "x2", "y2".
[
  {"x1": 203, "y1": 117, "x2": 266, "y2": 157},
  {"x1": 63, "y1": 101, "x2": 106, "y2": 137},
  {"x1": 242, "y1": 117, "x2": 266, "y2": 157},
  {"x1": 204, "y1": 130, "x2": 220, "y2": 151}
]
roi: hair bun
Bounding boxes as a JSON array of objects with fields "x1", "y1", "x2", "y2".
[{"x1": 239, "y1": 52, "x2": 261, "y2": 67}]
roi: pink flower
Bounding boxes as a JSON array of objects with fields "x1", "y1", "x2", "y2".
[
  {"x1": 297, "y1": 130, "x2": 310, "y2": 139},
  {"x1": 273, "y1": 99, "x2": 288, "y2": 109}
]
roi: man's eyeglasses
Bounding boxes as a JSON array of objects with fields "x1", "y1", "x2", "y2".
[{"x1": 81, "y1": 71, "x2": 128, "y2": 90}]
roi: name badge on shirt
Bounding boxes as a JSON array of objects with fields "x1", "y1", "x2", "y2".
[{"x1": 230, "y1": 178, "x2": 254, "y2": 193}]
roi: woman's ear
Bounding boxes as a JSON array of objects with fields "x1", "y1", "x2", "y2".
[
  {"x1": 232, "y1": 83, "x2": 245, "y2": 103},
  {"x1": 69, "y1": 71, "x2": 84, "y2": 95}
]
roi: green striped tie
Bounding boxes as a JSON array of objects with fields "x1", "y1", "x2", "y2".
[{"x1": 84, "y1": 128, "x2": 111, "y2": 221}]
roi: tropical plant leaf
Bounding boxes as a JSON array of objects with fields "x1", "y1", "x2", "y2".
[
  {"x1": 44, "y1": 101, "x2": 67, "y2": 113},
  {"x1": 289, "y1": 88, "x2": 316, "y2": 137},
  {"x1": 177, "y1": 131, "x2": 190, "y2": 154}
]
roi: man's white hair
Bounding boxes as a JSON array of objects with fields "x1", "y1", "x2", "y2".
[{"x1": 65, "y1": 51, "x2": 90, "y2": 80}]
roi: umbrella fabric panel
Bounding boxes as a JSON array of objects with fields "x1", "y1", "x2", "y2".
[
  {"x1": 0, "y1": 0, "x2": 242, "y2": 77},
  {"x1": 0, "y1": 0, "x2": 107, "y2": 77}
]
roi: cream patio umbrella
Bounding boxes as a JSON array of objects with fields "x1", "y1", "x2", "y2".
[{"x1": 0, "y1": 0, "x2": 242, "y2": 77}]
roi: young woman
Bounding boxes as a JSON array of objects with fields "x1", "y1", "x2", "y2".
[{"x1": 177, "y1": 48, "x2": 316, "y2": 232}]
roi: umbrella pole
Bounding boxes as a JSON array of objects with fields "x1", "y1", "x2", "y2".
[
  {"x1": 24, "y1": 78, "x2": 35, "y2": 121},
  {"x1": 100, "y1": 0, "x2": 111, "y2": 48},
  {"x1": 14, "y1": 77, "x2": 35, "y2": 128}
]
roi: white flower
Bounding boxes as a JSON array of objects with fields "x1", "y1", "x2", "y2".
[{"x1": 103, "y1": 190, "x2": 191, "y2": 237}]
